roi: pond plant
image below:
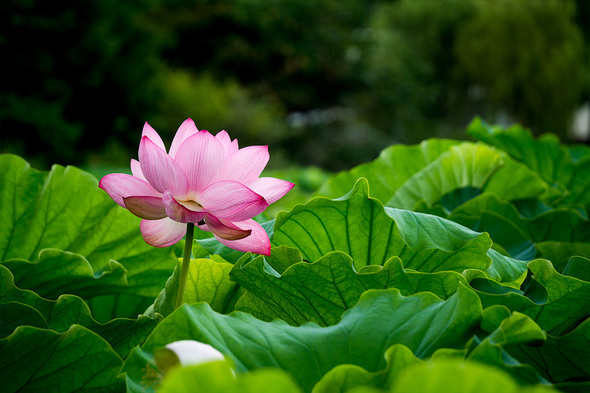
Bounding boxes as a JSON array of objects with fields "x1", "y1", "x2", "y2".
[{"x1": 1, "y1": 118, "x2": 589, "y2": 393}]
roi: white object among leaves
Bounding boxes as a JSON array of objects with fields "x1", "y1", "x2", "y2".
[{"x1": 166, "y1": 340, "x2": 225, "y2": 366}]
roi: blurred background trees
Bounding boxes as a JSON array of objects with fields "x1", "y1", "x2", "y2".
[{"x1": 1, "y1": 0, "x2": 589, "y2": 172}]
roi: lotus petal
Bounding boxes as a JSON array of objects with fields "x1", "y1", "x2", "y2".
[
  {"x1": 247, "y1": 177, "x2": 295, "y2": 205},
  {"x1": 175, "y1": 130, "x2": 225, "y2": 195},
  {"x1": 169, "y1": 118, "x2": 199, "y2": 158},
  {"x1": 99, "y1": 173, "x2": 161, "y2": 208},
  {"x1": 123, "y1": 195, "x2": 167, "y2": 220},
  {"x1": 162, "y1": 191, "x2": 207, "y2": 224},
  {"x1": 139, "y1": 136, "x2": 189, "y2": 195},
  {"x1": 215, "y1": 130, "x2": 239, "y2": 157},
  {"x1": 211, "y1": 219, "x2": 271, "y2": 255},
  {"x1": 141, "y1": 122, "x2": 166, "y2": 151},
  {"x1": 199, "y1": 180, "x2": 268, "y2": 221},
  {"x1": 223, "y1": 146, "x2": 269, "y2": 183},
  {"x1": 204, "y1": 214, "x2": 252, "y2": 241},
  {"x1": 140, "y1": 217, "x2": 187, "y2": 247},
  {"x1": 130, "y1": 159, "x2": 146, "y2": 181}
]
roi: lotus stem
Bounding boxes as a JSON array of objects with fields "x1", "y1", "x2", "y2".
[{"x1": 175, "y1": 223, "x2": 195, "y2": 309}]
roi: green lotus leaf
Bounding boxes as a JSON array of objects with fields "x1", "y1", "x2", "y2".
[
  {"x1": 471, "y1": 308, "x2": 590, "y2": 385},
  {"x1": 272, "y1": 178, "x2": 525, "y2": 283},
  {"x1": 389, "y1": 359, "x2": 557, "y2": 393},
  {"x1": 387, "y1": 142, "x2": 501, "y2": 209},
  {"x1": 0, "y1": 154, "x2": 177, "y2": 321},
  {"x1": 122, "y1": 285, "x2": 482, "y2": 393},
  {"x1": 466, "y1": 312, "x2": 549, "y2": 385},
  {"x1": 467, "y1": 117, "x2": 590, "y2": 205},
  {"x1": 416, "y1": 194, "x2": 534, "y2": 259},
  {"x1": 317, "y1": 137, "x2": 555, "y2": 211},
  {"x1": 505, "y1": 318, "x2": 590, "y2": 384},
  {"x1": 3, "y1": 249, "x2": 128, "y2": 299},
  {"x1": 471, "y1": 259, "x2": 590, "y2": 335},
  {"x1": 535, "y1": 242, "x2": 590, "y2": 273},
  {"x1": 316, "y1": 315, "x2": 559, "y2": 393},
  {"x1": 388, "y1": 142, "x2": 557, "y2": 210},
  {"x1": 313, "y1": 344, "x2": 423, "y2": 393},
  {"x1": 158, "y1": 361, "x2": 303, "y2": 393},
  {"x1": 147, "y1": 256, "x2": 240, "y2": 318},
  {"x1": 384, "y1": 206, "x2": 527, "y2": 284},
  {"x1": 0, "y1": 325, "x2": 123, "y2": 393},
  {"x1": 316, "y1": 138, "x2": 459, "y2": 202},
  {"x1": 562, "y1": 256, "x2": 590, "y2": 281},
  {"x1": 145, "y1": 260, "x2": 182, "y2": 318},
  {"x1": 0, "y1": 264, "x2": 159, "y2": 357},
  {"x1": 0, "y1": 302, "x2": 49, "y2": 338},
  {"x1": 417, "y1": 192, "x2": 590, "y2": 265},
  {"x1": 232, "y1": 251, "x2": 468, "y2": 326},
  {"x1": 260, "y1": 245, "x2": 305, "y2": 274}
]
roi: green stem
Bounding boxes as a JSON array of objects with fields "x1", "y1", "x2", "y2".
[{"x1": 175, "y1": 223, "x2": 195, "y2": 309}]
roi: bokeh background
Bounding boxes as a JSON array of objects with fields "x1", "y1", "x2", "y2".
[{"x1": 1, "y1": 0, "x2": 589, "y2": 176}]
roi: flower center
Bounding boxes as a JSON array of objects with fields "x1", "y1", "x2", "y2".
[{"x1": 177, "y1": 199, "x2": 205, "y2": 212}]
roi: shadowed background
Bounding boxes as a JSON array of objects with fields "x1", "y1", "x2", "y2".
[{"x1": 1, "y1": 0, "x2": 589, "y2": 174}]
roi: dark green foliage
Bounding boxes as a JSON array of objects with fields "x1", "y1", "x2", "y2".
[
  {"x1": 455, "y1": 0, "x2": 585, "y2": 136},
  {"x1": 0, "y1": 0, "x2": 167, "y2": 168},
  {"x1": 2, "y1": 0, "x2": 588, "y2": 171}
]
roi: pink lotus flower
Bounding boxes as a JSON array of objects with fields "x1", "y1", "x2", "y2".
[{"x1": 99, "y1": 119, "x2": 294, "y2": 255}]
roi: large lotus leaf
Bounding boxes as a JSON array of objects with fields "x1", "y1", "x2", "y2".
[
  {"x1": 3, "y1": 248, "x2": 164, "y2": 322},
  {"x1": 3, "y1": 249, "x2": 128, "y2": 299},
  {"x1": 387, "y1": 142, "x2": 556, "y2": 210},
  {"x1": 426, "y1": 308, "x2": 549, "y2": 386},
  {"x1": 313, "y1": 344, "x2": 423, "y2": 393},
  {"x1": 147, "y1": 256, "x2": 240, "y2": 318},
  {"x1": 565, "y1": 159, "x2": 590, "y2": 205},
  {"x1": 389, "y1": 359, "x2": 557, "y2": 393},
  {"x1": 387, "y1": 142, "x2": 501, "y2": 209},
  {"x1": 0, "y1": 325, "x2": 123, "y2": 393},
  {"x1": 146, "y1": 246, "x2": 303, "y2": 318},
  {"x1": 562, "y1": 256, "x2": 590, "y2": 281},
  {"x1": 569, "y1": 144, "x2": 590, "y2": 162},
  {"x1": 520, "y1": 209, "x2": 589, "y2": 244},
  {"x1": 315, "y1": 138, "x2": 459, "y2": 202},
  {"x1": 157, "y1": 361, "x2": 303, "y2": 393},
  {"x1": 535, "y1": 242, "x2": 590, "y2": 273},
  {"x1": 182, "y1": 257, "x2": 239, "y2": 311},
  {"x1": 272, "y1": 178, "x2": 525, "y2": 282},
  {"x1": 0, "y1": 154, "x2": 177, "y2": 320},
  {"x1": 231, "y1": 252, "x2": 468, "y2": 326},
  {"x1": 316, "y1": 136, "x2": 556, "y2": 210},
  {"x1": 384, "y1": 207, "x2": 528, "y2": 284},
  {"x1": 479, "y1": 310, "x2": 547, "y2": 347},
  {"x1": 0, "y1": 302, "x2": 49, "y2": 338},
  {"x1": 445, "y1": 193, "x2": 590, "y2": 245},
  {"x1": 506, "y1": 318, "x2": 590, "y2": 384},
  {"x1": 0, "y1": 264, "x2": 159, "y2": 357},
  {"x1": 415, "y1": 194, "x2": 533, "y2": 259},
  {"x1": 459, "y1": 211, "x2": 533, "y2": 260},
  {"x1": 0, "y1": 264, "x2": 54, "y2": 317},
  {"x1": 469, "y1": 308, "x2": 590, "y2": 386},
  {"x1": 260, "y1": 245, "x2": 305, "y2": 274},
  {"x1": 122, "y1": 285, "x2": 482, "y2": 393},
  {"x1": 471, "y1": 259, "x2": 590, "y2": 335},
  {"x1": 417, "y1": 192, "x2": 590, "y2": 263},
  {"x1": 467, "y1": 118, "x2": 590, "y2": 205},
  {"x1": 463, "y1": 311, "x2": 549, "y2": 385},
  {"x1": 145, "y1": 260, "x2": 181, "y2": 318}
]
